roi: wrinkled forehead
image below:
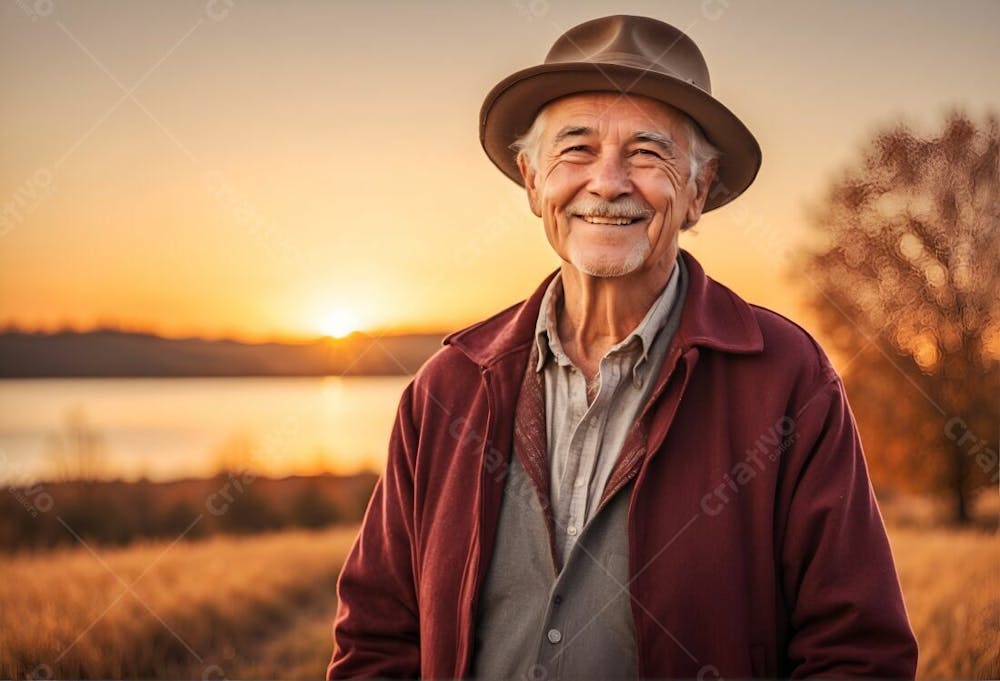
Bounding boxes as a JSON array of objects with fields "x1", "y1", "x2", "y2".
[{"x1": 535, "y1": 91, "x2": 690, "y2": 144}]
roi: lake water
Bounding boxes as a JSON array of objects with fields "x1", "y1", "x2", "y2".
[{"x1": 0, "y1": 376, "x2": 411, "y2": 484}]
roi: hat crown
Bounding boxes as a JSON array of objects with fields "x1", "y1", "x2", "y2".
[{"x1": 544, "y1": 15, "x2": 712, "y2": 94}]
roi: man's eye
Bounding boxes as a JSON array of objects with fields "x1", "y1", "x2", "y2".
[
  {"x1": 634, "y1": 149, "x2": 664, "y2": 159},
  {"x1": 561, "y1": 145, "x2": 588, "y2": 154}
]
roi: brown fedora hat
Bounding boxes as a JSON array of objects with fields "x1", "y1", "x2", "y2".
[{"x1": 479, "y1": 15, "x2": 761, "y2": 212}]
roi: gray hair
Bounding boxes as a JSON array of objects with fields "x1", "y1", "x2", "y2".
[{"x1": 510, "y1": 103, "x2": 721, "y2": 187}]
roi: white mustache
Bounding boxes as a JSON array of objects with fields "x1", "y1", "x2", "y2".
[{"x1": 566, "y1": 198, "x2": 654, "y2": 219}]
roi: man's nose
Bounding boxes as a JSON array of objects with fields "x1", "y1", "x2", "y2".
[{"x1": 587, "y1": 151, "x2": 632, "y2": 200}]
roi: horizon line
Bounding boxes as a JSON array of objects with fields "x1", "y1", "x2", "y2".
[{"x1": 0, "y1": 322, "x2": 454, "y2": 345}]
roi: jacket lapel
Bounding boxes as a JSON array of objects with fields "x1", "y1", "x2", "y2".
[{"x1": 511, "y1": 339, "x2": 562, "y2": 571}]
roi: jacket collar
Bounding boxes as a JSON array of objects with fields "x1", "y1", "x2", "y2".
[{"x1": 442, "y1": 248, "x2": 764, "y2": 369}]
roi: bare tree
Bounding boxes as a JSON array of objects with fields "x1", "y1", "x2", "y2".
[
  {"x1": 797, "y1": 110, "x2": 999, "y2": 525},
  {"x1": 46, "y1": 406, "x2": 109, "y2": 482}
]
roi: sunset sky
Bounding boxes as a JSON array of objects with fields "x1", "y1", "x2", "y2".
[{"x1": 2, "y1": 0, "x2": 998, "y2": 343}]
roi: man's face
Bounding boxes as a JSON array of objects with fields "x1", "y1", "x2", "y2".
[{"x1": 516, "y1": 92, "x2": 715, "y2": 280}]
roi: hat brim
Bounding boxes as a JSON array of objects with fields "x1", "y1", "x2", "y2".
[{"x1": 479, "y1": 62, "x2": 761, "y2": 212}]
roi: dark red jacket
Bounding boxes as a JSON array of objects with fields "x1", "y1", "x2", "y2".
[{"x1": 328, "y1": 249, "x2": 918, "y2": 679}]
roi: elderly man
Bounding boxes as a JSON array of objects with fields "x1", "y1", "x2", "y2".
[{"x1": 328, "y1": 15, "x2": 918, "y2": 680}]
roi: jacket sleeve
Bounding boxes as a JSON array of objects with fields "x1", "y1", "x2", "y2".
[
  {"x1": 327, "y1": 381, "x2": 421, "y2": 679},
  {"x1": 779, "y1": 368, "x2": 918, "y2": 678}
]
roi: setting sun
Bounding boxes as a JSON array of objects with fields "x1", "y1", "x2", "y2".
[{"x1": 320, "y1": 308, "x2": 362, "y2": 338}]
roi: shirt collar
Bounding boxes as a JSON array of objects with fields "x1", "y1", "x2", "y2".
[{"x1": 534, "y1": 256, "x2": 683, "y2": 388}]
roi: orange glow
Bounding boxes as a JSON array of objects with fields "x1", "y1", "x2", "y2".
[
  {"x1": 0, "y1": 2, "x2": 996, "y2": 347},
  {"x1": 319, "y1": 308, "x2": 362, "y2": 339}
]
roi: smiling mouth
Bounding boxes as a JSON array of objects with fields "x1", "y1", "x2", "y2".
[{"x1": 575, "y1": 215, "x2": 647, "y2": 226}]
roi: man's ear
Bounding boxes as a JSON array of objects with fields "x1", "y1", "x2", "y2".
[
  {"x1": 684, "y1": 158, "x2": 718, "y2": 229},
  {"x1": 516, "y1": 151, "x2": 542, "y2": 217}
]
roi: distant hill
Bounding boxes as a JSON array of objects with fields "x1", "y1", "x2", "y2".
[{"x1": 0, "y1": 329, "x2": 448, "y2": 378}]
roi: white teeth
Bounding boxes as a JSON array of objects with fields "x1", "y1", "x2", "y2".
[{"x1": 579, "y1": 215, "x2": 639, "y2": 225}]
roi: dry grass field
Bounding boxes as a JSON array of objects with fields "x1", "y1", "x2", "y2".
[
  {"x1": 0, "y1": 522, "x2": 996, "y2": 679},
  {"x1": 889, "y1": 525, "x2": 999, "y2": 678},
  {"x1": 0, "y1": 526, "x2": 357, "y2": 680}
]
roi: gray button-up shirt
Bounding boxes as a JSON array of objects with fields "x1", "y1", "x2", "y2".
[
  {"x1": 535, "y1": 257, "x2": 683, "y2": 565},
  {"x1": 471, "y1": 255, "x2": 690, "y2": 681}
]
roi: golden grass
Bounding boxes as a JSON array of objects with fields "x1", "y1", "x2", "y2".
[
  {"x1": 1, "y1": 522, "x2": 996, "y2": 679},
  {"x1": 889, "y1": 525, "x2": 999, "y2": 679},
  {"x1": 0, "y1": 525, "x2": 358, "y2": 679}
]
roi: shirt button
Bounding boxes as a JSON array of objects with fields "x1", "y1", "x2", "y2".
[
  {"x1": 547, "y1": 628, "x2": 562, "y2": 644},
  {"x1": 567, "y1": 526, "x2": 578, "y2": 536},
  {"x1": 553, "y1": 594, "x2": 563, "y2": 605}
]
